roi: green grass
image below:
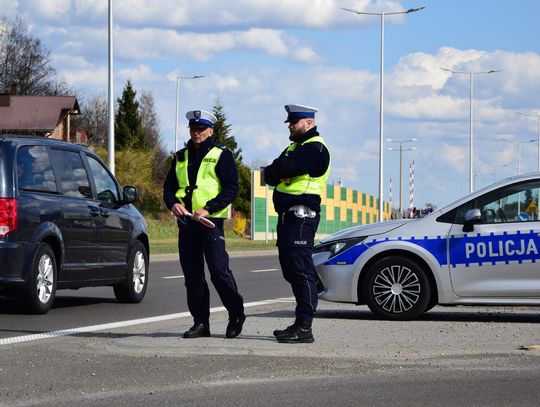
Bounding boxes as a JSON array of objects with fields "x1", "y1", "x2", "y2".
[{"x1": 146, "y1": 217, "x2": 277, "y2": 254}]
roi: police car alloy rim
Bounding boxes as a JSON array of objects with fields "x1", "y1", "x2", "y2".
[
  {"x1": 372, "y1": 264, "x2": 421, "y2": 314},
  {"x1": 131, "y1": 250, "x2": 146, "y2": 294},
  {"x1": 36, "y1": 253, "x2": 54, "y2": 304}
]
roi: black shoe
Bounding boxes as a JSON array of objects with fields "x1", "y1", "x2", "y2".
[
  {"x1": 276, "y1": 325, "x2": 314, "y2": 343},
  {"x1": 226, "y1": 314, "x2": 246, "y2": 338},
  {"x1": 273, "y1": 324, "x2": 296, "y2": 338},
  {"x1": 183, "y1": 322, "x2": 210, "y2": 339}
]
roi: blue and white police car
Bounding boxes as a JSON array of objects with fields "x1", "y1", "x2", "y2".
[{"x1": 313, "y1": 173, "x2": 540, "y2": 320}]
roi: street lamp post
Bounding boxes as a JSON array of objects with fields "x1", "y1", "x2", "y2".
[
  {"x1": 441, "y1": 67, "x2": 501, "y2": 193},
  {"x1": 387, "y1": 138, "x2": 417, "y2": 216},
  {"x1": 500, "y1": 138, "x2": 536, "y2": 175},
  {"x1": 343, "y1": 6, "x2": 425, "y2": 222},
  {"x1": 107, "y1": 0, "x2": 114, "y2": 174},
  {"x1": 517, "y1": 112, "x2": 540, "y2": 172},
  {"x1": 174, "y1": 75, "x2": 205, "y2": 152}
]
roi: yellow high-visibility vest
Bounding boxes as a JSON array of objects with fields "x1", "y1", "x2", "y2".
[
  {"x1": 175, "y1": 146, "x2": 229, "y2": 218},
  {"x1": 275, "y1": 136, "x2": 330, "y2": 197}
]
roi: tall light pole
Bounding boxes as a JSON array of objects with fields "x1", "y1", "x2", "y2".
[
  {"x1": 500, "y1": 138, "x2": 536, "y2": 175},
  {"x1": 174, "y1": 75, "x2": 205, "y2": 152},
  {"x1": 387, "y1": 138, "x2": 417, "y2": 216},
  {"x1": 441, "y1": 67, "x2": 501, "y2": 193},
  {"x1": 517, "y1": 112, "x2": 540, "y2": 172},
  {"x1": 107, "y1": 0, "x2": 114, "y2": 174},
  {"x1": 343, "y1": 6, "x2": 425, "y2": 222}
]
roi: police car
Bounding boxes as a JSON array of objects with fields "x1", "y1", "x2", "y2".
[{"x1": 314, "y1": 173, "x2": 540, "y2": 320}]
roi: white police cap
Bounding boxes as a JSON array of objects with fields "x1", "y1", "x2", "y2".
[
  {"x1": 284, "y1": 104, "x2": 318, "y2": 123},
  {"x1": 186, "y1": 110, "x2": 217, "y2": 127}
]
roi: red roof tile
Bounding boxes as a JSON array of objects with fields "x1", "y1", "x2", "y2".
[{"x1": 0, "y1": 95, "x2": 79, "y2": 131}]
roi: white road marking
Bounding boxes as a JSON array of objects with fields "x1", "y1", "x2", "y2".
[
  {"x1": 250, "y1": 269, "x2": 280, "y2": 273},
  {"x1": 0, "y1": 297, "x2": 294, "y2": 346},
  {"x1": 163, "y1": 275, "x2": 184, "y2": 279}
]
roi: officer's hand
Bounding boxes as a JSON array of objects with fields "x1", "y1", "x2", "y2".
[
  {"x1": 171, "y1": 203, "x2": 189, "y2": 218},
  {"x1": 192, "y1": 208, "x2": 210, "y2": 221}
]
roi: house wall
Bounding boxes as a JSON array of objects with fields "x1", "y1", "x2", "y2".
[{"x1": 250, "y1": 169, "x2": 392, "y2": 240}]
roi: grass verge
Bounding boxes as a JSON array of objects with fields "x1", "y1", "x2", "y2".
[{"x1": 146, "y1": 217, "x2": 277, "y2": 254}]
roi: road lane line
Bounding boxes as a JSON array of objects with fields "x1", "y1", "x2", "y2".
[
  {"x1": 0, "y1": 297, "x2": 294, "y2": 346},
  {"x1": 163, "y1": 275, "x2": 184, "y2": 279},
  {"x1": 250, "y1": 269, "x2": 280, "y2": 273}
]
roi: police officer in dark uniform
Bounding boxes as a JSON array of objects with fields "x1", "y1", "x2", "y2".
[
  {"x1": 163, "y1": 109, "x2": 245, "y2": 339},
  {"x1": 263, "y1": 104, "x2": 331, "y2": 343}
]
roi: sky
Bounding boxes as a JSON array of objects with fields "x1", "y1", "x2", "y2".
[{"x1": 2, "y1": 0, "x2": 540, "y2": 210}]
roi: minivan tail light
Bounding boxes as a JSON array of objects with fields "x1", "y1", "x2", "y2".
[{"x1": 0, "y1": 198, "x2": 17, "y2": 236}]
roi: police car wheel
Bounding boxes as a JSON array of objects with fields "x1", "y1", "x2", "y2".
[{"x1": 363, "y1": 256, "x2": 431, "y2": 321}]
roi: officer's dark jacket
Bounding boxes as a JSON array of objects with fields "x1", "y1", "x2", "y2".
[
  {"x1": 163, "y1": 137, "x2": 238, "y2": 215},
  {"x1": 264, "y1": 126, "x2": 330, "y2": 213}
]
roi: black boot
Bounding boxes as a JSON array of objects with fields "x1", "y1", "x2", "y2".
[
  {"x1": 183, "y1": 322, "x2": 210, "y2": 338},
  {"x1": 273, "y1": 322, "x2": 297, "y2": 338},
  {"x1": 276, "y1": 322, "x2": 314, "y2": 343},
  {"x1": 226, "y1": 314, "x2": 246, "y2": 338}
]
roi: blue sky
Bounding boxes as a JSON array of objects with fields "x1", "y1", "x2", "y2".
[{"x1": 2, "y1": 0, "x2": 540, "y2": 210}]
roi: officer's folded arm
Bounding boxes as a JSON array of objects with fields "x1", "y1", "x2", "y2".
[{"x1": 262, "y1": 165, "x2": 280, "y2": 186}]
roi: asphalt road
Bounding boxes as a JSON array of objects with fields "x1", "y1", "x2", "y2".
[
  {"x1": 2, "y1": 253, "x2": 540, "y2": 406},
  {"x1": 0, "y1": 254, "x2": 288, "y2": 341}
]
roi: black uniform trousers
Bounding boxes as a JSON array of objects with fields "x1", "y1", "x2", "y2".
[
  {"x1": 276, "y1": 211, "x2": 320, "y2": 324},
  {"x1": 178, "y1": 218, "x2": 244, "y2": 325}
]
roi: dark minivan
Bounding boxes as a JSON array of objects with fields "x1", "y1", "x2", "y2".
[{"x1": 0, "y1": 135, "x2": 149, "y2": 314}]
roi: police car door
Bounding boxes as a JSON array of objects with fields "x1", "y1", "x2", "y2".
[{"x1": 447, "y1": 179, "x2": 540, "y2": 297}]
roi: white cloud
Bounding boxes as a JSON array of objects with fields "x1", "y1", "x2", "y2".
[
  {"x1": 108, "y1": 0, "x2": 400, "y2": 29},
  {"x1": 118, "y1": 64, "x2": 162, "y2": 84},
  {"x1": 440, "y1": 144, "x2": 467, "y2": 173},
  {"x1": 12, "y1": 0, "x2": 409, "y2": 29},
  {"x1": 114, "y1": 28, "x2": 319, "y2": 63},
  {"x1": 0, "y1": 0, "x2": 19, "y2": 17},
  {"x1": 31, "y1": 0, "x2": 72, "y2": 21}
]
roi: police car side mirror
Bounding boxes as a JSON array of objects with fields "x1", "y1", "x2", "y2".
[{"x1": 462, "y1": 208, "x2": 482, "y2": 232}]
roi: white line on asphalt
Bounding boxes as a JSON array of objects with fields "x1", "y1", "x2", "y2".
[
  {"x1": 250, "y1": 269, "x2": 280, "y2": 273},
  {"x1": 162, "y1": 276, "x2": 184, "y2": 279},
  {"x1": 0, "y1": 297, "x2": 294, "y2": 346}
]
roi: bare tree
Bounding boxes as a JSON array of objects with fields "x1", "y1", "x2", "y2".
[
  {"x1": 0, "y1": 16, "x2": 68, "y2": 95},
  {"x1": 139, "y1": 91, "x2": 161, "y2": 149},
  {"x1": 139, "y1": 90, "x2": 168, "y2": 181},
  {"x1": 74, "y1": 94, "x2": 109, "y2": 146}
]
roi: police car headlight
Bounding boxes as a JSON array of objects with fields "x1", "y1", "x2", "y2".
[{"x1": 314, "y1": 236, "x2": 366, "y2": 258}]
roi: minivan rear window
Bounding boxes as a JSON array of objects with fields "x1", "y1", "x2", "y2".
[{"x1": 17, "y1": 146, "x2": 57, "y2": 193}]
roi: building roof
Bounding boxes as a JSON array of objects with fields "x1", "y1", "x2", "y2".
[{"x1": 0, "y1": 95, "x2": 80, "y2": 131}]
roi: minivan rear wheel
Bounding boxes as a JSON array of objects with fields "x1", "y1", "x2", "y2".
[
  {"x1": 20, "y1": 242, "x2": 57, "y2": 314},
  {"x1": 113, "y1": 241, "x2": 148, "y2": 303}
]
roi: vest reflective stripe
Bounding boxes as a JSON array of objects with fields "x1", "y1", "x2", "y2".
[
  {"x1": 175, "y1": 147, "x2": 229, "y2": 218},
  {"x1": 275, "y1": 135, "x2": 330, "y2": 197}
]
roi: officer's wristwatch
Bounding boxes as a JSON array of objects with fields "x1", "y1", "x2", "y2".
[{"x1": 204, "y1": 205, "x2": 211, "y2": 213}]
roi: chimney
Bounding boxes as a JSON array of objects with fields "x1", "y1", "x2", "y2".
[{"x1": 0, "y1": 94, "x2": 9, "y2": 107}]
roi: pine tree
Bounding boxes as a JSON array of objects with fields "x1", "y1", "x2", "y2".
[
  {"x1": 211, "y1": 98, "x2": 251, "y2": 216},
  {"x1": 212, "y1": 98, "x2": 242, "y2": 162},
  {"x1": 115, "y1": 80, "x2": 145, "y2": 150}
]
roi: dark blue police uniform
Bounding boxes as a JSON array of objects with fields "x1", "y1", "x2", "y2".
[
  {"x1": 264, "y1": 110, "x2": 331, "y2": 343},
  {"x1": 163, "y1": 135, "x2": 244, "y2": 337}
]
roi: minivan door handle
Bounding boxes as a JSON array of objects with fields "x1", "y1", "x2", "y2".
[{"x1": 89, "y1": 206, "x2": 100, "y2": 217}]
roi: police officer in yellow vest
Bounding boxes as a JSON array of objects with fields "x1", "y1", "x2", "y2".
[
  {"x1": 163, "y1": 109, "x2": 245, "y2": 339},
  {"x1": 264, "y1": 104, "x2": 331, "y2": 343}
]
